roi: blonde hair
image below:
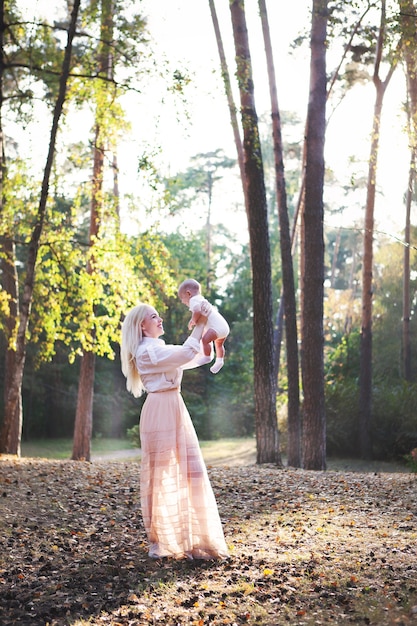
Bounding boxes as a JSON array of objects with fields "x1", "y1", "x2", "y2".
[
  {"x1": 120, "y1": 303, "x2": 153, "y2": 397},
  {"x1": 178, "y1": 278, "x2": 201, "y2": 297}
]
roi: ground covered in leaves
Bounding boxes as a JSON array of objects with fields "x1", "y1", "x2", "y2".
[{"x1": 1, "y1": 457, "x2": 416, "y2": 626}]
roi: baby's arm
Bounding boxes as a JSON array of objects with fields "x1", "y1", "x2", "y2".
[
  {"x1": 188, "y1": 310, "x2": 202, "y2": 329},
  {"x1": 188, "y1": 299, "x2": 212, "y2": 329}
]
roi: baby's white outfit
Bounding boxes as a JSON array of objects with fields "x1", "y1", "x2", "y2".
[{"x1": 189, "y1": 295, "x2": 230, "y2": 339}]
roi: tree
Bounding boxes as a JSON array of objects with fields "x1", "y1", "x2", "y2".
[
  {"x1": 72, "y1": 0, "x2": 114, "y2": 461},
  {"x1": 301, "y1": 0, "x2": 328, "y2": 471},
  {"x1": 0, "y1": 1, "x2": 21, "y2": 454},
  {"x1": 229, "y1": 0, "x2": 281, "y2": 465},
  {"x1": 0, "y1": 0, "x2": 81, "y2": 455},
  {"x1": 399, "y1": 0, "x2": 417, "y2": 382},
  {"x1": 359, "y1": 0, "x2": 399, "y2": 459},
  {"x1": 258, "y1": 0, "x2": 300, "y2": 468},
  {"x1": 402, "y1": 148, "x2": 414, "y2": 382}
]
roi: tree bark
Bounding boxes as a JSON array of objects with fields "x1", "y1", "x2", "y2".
[
  {"x1": 258, "y1": 0, "x2": 300, "y2": 467},
  {"x1": 0, "y1": 2, "x2": 22, "y2": 453},
  {"x1": 399, "y1": 0, "x2": 417, "y2": 382},
  {"x1": 72, "y1": 351, "x2": 95, "y2": 460},
  {"x1": 301, "y1": 0, "x2": 328, "y2": 471},
  {"x1": 230, "y1": 0, "x2": 281, "y2": 465},
  {"x1": 71, "y1": 124, "x2": 103, "y2": 461},
  {"x1": 402, "y1": 153, "x2": 413, "y2": 381},
  {"x1": 0, "y1": 0, "x2": 81, "y2": 455},
  {"x1": 72, "y1": 0, "x2": 113, "y2": 461},
  {"x1": 0, "y1": 239, "x2": 22, "y2": 455}
]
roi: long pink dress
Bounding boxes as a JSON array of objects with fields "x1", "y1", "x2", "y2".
[{"x1": 135, "y1": 336, "x2": 229, "y2": 560}]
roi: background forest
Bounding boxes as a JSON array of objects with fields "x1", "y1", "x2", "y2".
[{"x1": 1, "y1": 0, "x2": 417, "y2": 467}]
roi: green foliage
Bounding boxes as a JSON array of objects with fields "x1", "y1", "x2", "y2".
[
  {"x1": 325, "y1": 379, "x2": 360, "y2": 457},
  {"x1": 18, "y1": 347, "x2": 145, "y2": 440},
  {"x1": 404, "y1": 448, "x2": 417, "y2": 473},
  {"x1": 78, "y1": 0, "x2": 149, "y2": 69},
  {"x1": 213, "y1": 248, "x2": 255, "y2": 438},
  {"x1": 325, "y1": 378, "x2": 417, "y2": 460},
  {"x1": 162, "y1": 150, "x2": 236, "y2": 215},
  {"x1": 208, "y1": 328, "x2": 255, "y2": 438},
  {"x1": 372, "y1": 382, "x2": 417, "y2": 459},
  {"x1": 2, "y1": 2, "x2": 65, "y2": 115},
  {"x1": 28, "y1": 204, "x2": 170, "y2": 365},
  {"x1": 126, "y1": 424, "x2": 140, "y2": 448},
  {"x1": 325, "y1": 334, "x2": 417, "y2": 460},
  {"x1": 0, "y1": 163, "x2": 39, "y2": 243},
  {"x1": 373, "y1": 238, "x2": 417, "y2": 380},
  {"x1": 21, "y1": 348, "x2": 79, "y2": 439},
  {"x1": 324, "y1": 1, "x2": 401, "y2": 95},
  {"x1": 0, "y1": 0, "x2": 153, "y2": 355},
  {"x1": 1, "y1": 175, "x2": 177, "y2": 366},
  {"x1": 325, "y1": 330, "x2": 361, "y2": 382},
  {"x1": 325, "y1": 316, "x2": 417, "y2": 459}
]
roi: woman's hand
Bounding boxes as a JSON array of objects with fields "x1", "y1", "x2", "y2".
[{"x1": 200, "y1": 299, "x2": 212, "y2": 317}]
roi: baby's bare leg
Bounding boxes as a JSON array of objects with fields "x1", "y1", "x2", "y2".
[
  {"x1": 214, "y1": 337, "x2": 226, "y2": 358},
  {"x1": 194, "y1": 328, "x2": 217, "y2": 366},
  {"x1": 202, "y1": 328, "x2": 218, "y2": 356},
  {"x1": 210, "y1": 337, "x2": 227, "y2": 374}
]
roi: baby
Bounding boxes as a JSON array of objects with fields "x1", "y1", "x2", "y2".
[{"x1": 178, "y1": 278, "x2": 230, "y2": 374}]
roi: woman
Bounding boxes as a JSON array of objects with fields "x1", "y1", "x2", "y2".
[{"x1": 120, "y1": 303, "x2": 229, "y2": 560}]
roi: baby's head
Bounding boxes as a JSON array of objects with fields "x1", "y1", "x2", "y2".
[{"x1": 178, "y1": 279, "x2": 201, "y2": 306}]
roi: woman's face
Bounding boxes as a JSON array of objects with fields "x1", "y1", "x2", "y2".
[{"x1": 141, "y1": 308, "x2": 164, "y2": 339}]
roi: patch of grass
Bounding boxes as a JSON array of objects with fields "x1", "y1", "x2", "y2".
[
  {"x1": 19, "y1": 437, "x2": 409, "y2": 472},
  {"x1": 327, "y1": 455, "x2": 409, "y2": 473},
  {"x1": 200, "y1": 437, "x2": 257, "y2": 466},
  {"x1": 20, "y1": 437, "x2": 257, "y2": 464},
  {"x1": 20, "y1": 437, "x2": 134, "y2": 460}
]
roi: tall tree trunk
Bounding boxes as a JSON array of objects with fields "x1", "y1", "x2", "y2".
[
  {"x1": 0, "y1": 0, "x2": 81, "y2": 455},
  {"x1": 230, "y1": 0, "x2": 281, "y2": 465},
  {"x1": 359, "y1": 0, "x2": 398, "y2": 459},
  {"x1": 285, "y1": 5, "x2": 370, "y2": 461},
  {"x1": 72, "y1": 0, "x2": 113, "y2": 461},
  {"x1": 1, "y1": 240, "x2": 22, "y2": 455},
  {"x1": 301, "y1": 0, "x2": 328, "y2": 471},
  {"x1": 0, "y1": 2, "x2": 22, "y2": 453},
  {"x1": 399, "y1": 0, "x2": 417, "y2": 381},
  {"x1": 71, "y1": 127, "x2": 103, "y2": 461},
  {"x1": 72, "y1": 351, "x2": 96, "y2": 460},
  {"x1": 258, "y1": 0, "x2": 300, "y2": 468},
  {"x1": 402, "y1": 150, "x2": 413, "y2": 381}
]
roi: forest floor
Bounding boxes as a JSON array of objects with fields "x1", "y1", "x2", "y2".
[{"x1": 0, "y1": 454, "x2": 416, "y2": 626}]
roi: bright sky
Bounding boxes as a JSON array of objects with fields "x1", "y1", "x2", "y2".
[
  {"x1": 117, "y1": 0, "x2": 312, "y2": 241},
  {"x1": 130, "y1": 0, "x2": 410, "y2": 245},
  {"x1": 136, "y1": 0, "x2": 311, "y2": 161},
  {"x1": 15, "y1": 0, "x2": 412, "y2": 247}
]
